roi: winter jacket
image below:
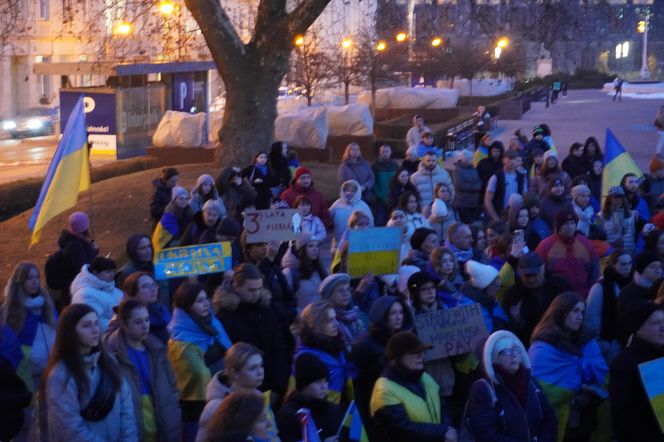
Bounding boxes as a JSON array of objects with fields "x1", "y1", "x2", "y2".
[
  {"x1": 45, "y1": 352, "x2": 138, "y2": 442},
  {"x1": 597, "y1": 210, "x2": 636, "y2": 255},
  {"x1": 452, "y1": 163, "x2": 481, "y2": 209},
  {"x1": 531, "y1": 171, "x2": 572, "y2": 198},
  {"x1": 180, "y1": 211, "x2": 219, "y2": 247},
  {"x1": 618, "y1": 275, "x2": 657, "y2": 315},
  {"x1": 103, "y1": 329, "x2": 182, "y2": 442},
  {"x1": 528, "y1": 329, "x2": 608, "y2": 440},
  {"x1": 561, "y1": 155, "x2": 589, "y2": 180},
  {"x1": 299, "y1": 213, "x2": 327, "y2": 242},
  {"x1": 535, "y1": 233, "x2": 598, "y2": 298},
  {"x1": 627, "y1": 193, "x2": 651, "y2": 223},
  {"x1": 190, "y1": 189, "x2": 226, "y2": 218},
  {"x1": 539, "y1": 195, "x2": 570, "y2": 230},
  {"x1": 372, "y1": 158, "x2": 399, "y2": 205},
  {"x1": 338, "y1": 158, "x2": 376, "y2": 192},
  {"x1": 242, "y1": 163, "x2": 274, "y2": 210},
  {"x1": 406, "y1": 125, "x2": 430, "y2": 149},
  {"x1": 154, "y1": 201, "x2": 195, "y2": 251},
  {"x1": 405, "y1": 212, "x2": 431, "y2": 240},
  {"x1": 216, "y1": 166, "x2": 258, "y2": 222},
  {"x1": 195, "y1": 372, "x2": 231, "y2": 442},
  {"x1": 410, "y1": 161, "x2": 455, "y2": 214},
  {"x1": 610, "y1": 337, "x2": 664, "y2": 442},
  {"x1": 106, "y1": 302, "x2": 172, "y2": 345},
  {"x1": 329, "y1": 180, "x2": 375, "y2": 243},
  {"x1": 56, "y1": 229, "x2": 99, "y2": 294},
  {"x1": 468, "y1": 330, "x2": 557, "y2": 442},
  {"x1": 370, "y1": 366, "x2": 451, "y2": 442},
  {"x1": 280, "y1": 182, "x2": 331, "y2": 228},
  {"x1": 70, "y1": 264, "x2": 123, "y2": 334},
  {"x1": 281, "y1": 246, "x2": 326, "y2": 310},
  {"x1": 277, "y1": 391, "x2": 344, "y2": 442},
  {"x1": 150, "y1": 178, "x2": 173, "y2": 223},
  {"x1": 214, "y1": 286, "x2": 290, "y2": 394}
]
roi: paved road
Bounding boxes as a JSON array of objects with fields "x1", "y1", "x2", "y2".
[{"x1": 492, "y1": 89, "x2": 663, "y2": 171}]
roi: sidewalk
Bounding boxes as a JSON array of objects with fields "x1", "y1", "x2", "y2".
[{"x1": 492, "y1": 89, "x2": 662, "y2": 171}]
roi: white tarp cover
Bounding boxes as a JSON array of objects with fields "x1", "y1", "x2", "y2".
[
  {"x1": 357, "y1": 87, "x2": 459, "y2": 109},
  {"x1": 275, "y1": 105, "x2": 328, "y2": 149},
  {"x1": 327, "y1": 103, "x2": 373, "y2": 136},
  {"x1": 153, "y1": 111, "x2": 206, "y2": 148},
  {"x1": 437, "y1": 78, "x2": 513, "y2": 97}
]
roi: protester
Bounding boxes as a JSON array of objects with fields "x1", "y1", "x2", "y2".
[
  {"x1": 387, "y1": 208, "x2": 413, "y2": 264},
  {"x1": 43, "y1": 303, "x2": 137, "y2": 441},
  {"x1": 154, "y1": 186, "x2": 195, "y2": 250},
  {"x1": 467, "y1": 330, "x2": 557, "y2": 441},
  {"x1": 281, "y1": 234, "x2": 327, "y2": 310},
  {"x1": 181, "y1": 199, "x2": 225, "y2": 246},
  {"x1": 216, "y1": 166, "x2": 258, "y2": 223},
  {"x1": 484, "y1": 150, "x2": 528, "y2": 222},
  {"x1": 199, "y1": 391, "x2": 272, "y2": 442},
  {"x1": 597, "y1": 186, "x2": 636, "y2": 255},
  {"x1": 150, "y1": 167, "x2": 180, "y2": 225},
  {"x1": 268, "y1": 141, "x2": 292, "y2": 198},
  {"x1": 277, "y1": 352, "x2": 344, "y2": 442},
  {"x1": 583, "y1": 137, "x2": 603, "y2": 169},
  {"x1": 523, "y1": 191, "x2": 552, "y2": 241},
  {"x1": 571, "y1": 184, "x2": 595, "y2": 237},
  {"x1": 461, "y1": 260, "x2": 504, "y2": 333},
  {"x1": 399, "y1": 191, "x2": 431, "y2": 240},
  {"x1": 114, "y1": 234, "x2": 155, "y2": 291},
  {"x1": 338, "y1": 143, "x2": 376, "y2": 204},
  {"x1": 168, "y1": 281, "x2": 232, "y2": 441},
  {"x1": 293, "y1": 195, "x2": 326, "y2": 242},
  {"x1": 618, "y1": 251, "x2": 662, "y2": 314},
  {"x1": 508, "y1": 202, "x2": 542, "y2": 251},
  {"x1": 243, "y1": 152, "x2": 274, "y2": 209},
  {"x1": 641, "y1": 155, "x2": 664, "y2": 212},
  {"x1": 410, "y1": 151, "x2": 454, "y2": 217},
  {"x1": 428, "y1": 247, "x2": 464, "y2": 295},
  {"x1": 446, "y1": 223, "x2": 475, "y2": 274},
  {"x1": 372, "y1": 144, "x2": 399, "y2": 225},
  {"x1": 529, "y1": 292, "x2": 609, "y2": 441},
  {"x1": 280, "y1": 167, "x2": 332, "y2": 227},
  {"x1": 402, "y1": 227, "x2": 438, "y2": 272},
  {"x1": 387, "y1": 167, "x2": 419, "y2": 212},
  {"x1": 292, "y1": 300, "x2": 356, "y2": 406},
  {"x1": 539, "y1": 177, "x2": 570, "y2": 229},
  {"x1": 621, "y1": 172, "x2": 651, "y2": 223},
  {"x1": 406, "y1": 115, "x2": 430, "y2": 150},
  {"x1": 70, "y1": 256, "x2": 123, "y2": 334},
  {"x1": 104, "y1": 299, "x2": 181, "y2": 441},
  {"x1": 330, "y1": 179, "x2": 374, "y2": 245},
  {"x1": 452, "y1": 149, "x2": 482, "y2": 224},
  {"x1": 477, "y1": 140, "x2": 504, "y2": 194},
  {"x1": 213, "y1": 264, "x2": 290, "y2": 397},
  {"x1": 586, "y1": 249, "x2": 633, "y2": 364},
  {"x1": 429, "y1": 182, "x2": 458, "y2": 241},
  {"x1": 562, "y1": 142, "x2": 588, "y2": 180},
  {"x1": 351, "y1": 295, "x2": 413, "y2": 431},
  {"x1": 196, "y1": 343, "x2": 279, "y2": 442},
  {"x1": 610, "y1": 301, "x2": 664, "y2": 442},
  {"x1": 369, "y1": 331, "x2": 456, "y2": 442},
  {"x1": 410, "y1": 131, "x2": 443, "y2": 160},
  {"x1": 190, "y1": 174, "x2": 226, "y2": 216},
  {"x1": 532, "y1": 150, "x2": 572, "y2": 197}
]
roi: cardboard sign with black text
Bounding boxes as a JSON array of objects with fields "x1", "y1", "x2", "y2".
[{"x1": 414, "y1": 303, "x2": 489, "y2": 360}]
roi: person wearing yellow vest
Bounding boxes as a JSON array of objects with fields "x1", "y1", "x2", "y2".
[{"x1": 370, "y1": 331, "x2": 457, "y2": 442}]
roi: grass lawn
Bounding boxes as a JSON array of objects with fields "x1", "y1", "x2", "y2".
[{"x1": 0, "y1": 161, "x2": 339, "y2": 288}]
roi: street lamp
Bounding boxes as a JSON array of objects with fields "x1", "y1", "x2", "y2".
[
  {"x1": 294, "y1": 35, "x2": 304, "y2": 47},
  {"x1": 341, "y1": 37, "x2": 353, "y2": 49},
  {"x1": 494, "y1": 46, "x2": 502, "y2": 59},
  {"x1": 376, "y1": 40, "x2": 386, "y2": 52},
  {"x1": 113, "y1": 21, "x2": 132, "y2": 35},
  {"x1": 396, "y1": 32, "x2": 407, "y2": 43},
  {"x1": 497, "y1": 37, "x2": 509, "y2": 49},
  {"x1": 638, "y1": 16, "x2": 650, "y2": 80},
  {"x1": 431, "y1": 37, "x2": 442, "y2": 47},
  {"x1": 159, "y1": 0, "x2": 174, "y2": 15}
]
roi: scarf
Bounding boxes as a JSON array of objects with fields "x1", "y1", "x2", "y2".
[
  {"x1": 445, "y1": 240, "x2": 474, "y2": 263},
  {"x1": 600, "y1": 266, "x2": 632, "y2": 341},
  {"x1": 24, "y1": 294, "x2": 45, "y2": 313},
  {"x1": 495, "y1": 364, "x2": 531, "y2": 409},
  {"x1": 294, "y1": 343, "x2": 356, "y2": 395},
  {"x1": 168, "y1": 308, "x2": 232, "y2": 353}
]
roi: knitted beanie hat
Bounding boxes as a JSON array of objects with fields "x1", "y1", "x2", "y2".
[
  {"x1": 465, "y1": 260, "x2": 499, "y2": 290},
  {"x1": 294, "y1": 353, "x2": 329, "y2": 390},
  {"x1": 68, "y1": 211, "x2": 90, "y2": 235}
]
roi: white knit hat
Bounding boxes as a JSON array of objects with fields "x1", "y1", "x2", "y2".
[{"x1": 465, "y1": 260, "x2": 499, "y2": 290}]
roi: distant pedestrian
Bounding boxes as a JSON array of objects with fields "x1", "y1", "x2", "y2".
[
  {"x1": 654, "y1": 105, "x2": 664, "y2": 155},
  {"x1": 613, "y1": 76, "x2": 623, "y2": 102},
  {"x1": 551, "y1": 79, "x2": 562, "y2": 104}
]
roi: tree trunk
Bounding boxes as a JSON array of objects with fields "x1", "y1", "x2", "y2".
[{"x1": 344, "y1": 80, "x2": 350, "y2": 105}]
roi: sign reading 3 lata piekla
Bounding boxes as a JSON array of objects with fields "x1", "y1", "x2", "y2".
[{"x1": 154, "y1": 242, "x2": 232, "y2": 280}]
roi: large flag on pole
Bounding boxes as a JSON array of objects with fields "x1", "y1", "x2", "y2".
[
  {"x1": 602, "y1": 128, "x2": 642, "y2": 198},
  {"x1": 28, "y1": 96, "x2": 90, "y2": 245},
  {"x1": 338, "y1": 400, "x2": 369, "y2": 442},
  {"x1": 297, "y1": 408, "x2": 322, "y2": 442}
]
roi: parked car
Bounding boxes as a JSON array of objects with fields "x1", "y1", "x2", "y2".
[{"x1": 2, "y1": 107, "x2": 59, "y2": 138}]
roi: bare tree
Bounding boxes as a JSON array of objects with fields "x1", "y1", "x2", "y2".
[
  {"x1": 0, "y1": 0, "x2": 30, "y2": 55},
  {"x1": 292, "y1": 32, "x2": 332, "y2": 106},
  {"x1": 352, "y1": 30, "x2": 394, "y2": 110}
]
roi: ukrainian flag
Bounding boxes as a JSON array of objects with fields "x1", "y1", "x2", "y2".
[
  {"x1": 602, "y1": 128, "x2": 642, "y2": 198},
  {"x1": 341, "y1": 400, "x2": 369, "y2": 442},
  {"x1": 297, "y1": 408, "x2": 322, "y2": 442},
  {"x1": 152, "y1": 211, "x2": 179, "y2": 255},
  {"x1": 28, "y1": 96, "x2": 90, "y2": 245}
]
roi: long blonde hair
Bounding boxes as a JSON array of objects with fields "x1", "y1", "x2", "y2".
[
  {"x1": 342, "y1": 143, "x2": 362, "y2": 162},
  {"x1": 1, "y1": 262, "x2": 56, "y2": 332}
]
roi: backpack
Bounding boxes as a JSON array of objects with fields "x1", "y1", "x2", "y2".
[{"x1": 44, "y1": 249, "x2": 69, "y2": 291}]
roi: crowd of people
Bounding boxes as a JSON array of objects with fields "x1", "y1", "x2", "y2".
[{"x1": 2, "y1": 122, "x2": 664, "y2": 442}]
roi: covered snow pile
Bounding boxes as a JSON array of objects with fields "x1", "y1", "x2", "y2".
[
  {"x1": 357, "y1": 87, "x2": 458, "y2": 109},
  {"x1": 602, "y1": 81, "x2": 664, "y2": 96},
  {"x1": 437, "y1": 78, "x2": 513, "y2": 97},
  {"x1": 275, "y1": 106, "x2": 328, "y2": 149},
  {"x1": 153, "y1": 111, "x2": 206, "y2": 148},
  {"x1": 327, "y1": 104, "x2": 373, "y2": 136}
]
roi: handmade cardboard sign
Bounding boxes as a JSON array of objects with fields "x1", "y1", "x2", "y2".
[
  {"x1": 414, "y1": 303, "x2": 489, "y2": 360},
  {"x1": 638, "y1": 356, "x2": 664, "y2": 433},
  {"x1": 244, "y1": 208, "x2": 301, "y2": 243},
  {"x1": 154, "y1": 242, "x2": 232, "y2": 279},
  {"x1": 347, "y1": 227, "x2": 401, "y2": 278}
]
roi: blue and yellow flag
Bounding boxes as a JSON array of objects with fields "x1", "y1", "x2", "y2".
[
  {"x1": 28, "y1": 96, "x2": 90, "y2": 245},
  {"x1": 152, "y1": 211, "x2": 179, "y2": 255},
  {"x1": 341, "y1": 400, "x2": 369, "y2": 442},
  {"x1": 297, "y1": 408, "x2": 322, "y2": 442},
  {"x1": 602, "y1": 128, "x2": 642, "y2": 198}
]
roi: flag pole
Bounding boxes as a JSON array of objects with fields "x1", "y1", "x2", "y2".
[{"x1": 336, "y1": 400, "x2": 355, "y2": 437}]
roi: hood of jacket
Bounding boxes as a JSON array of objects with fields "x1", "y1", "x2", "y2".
[
  {"x1": 125, "y1": 233, "x2": 151, "y2": 266},
  {"x1": 481, "y1": 330, "x2": 531, "y2": 384},
  {"x1": 206, "y1": 371, "x2": 231, "y2": 402},
  {"x1": 152, "y1": 177, "x2": 169, "y2": 190},
  {"x1": 217, "y1": 166, "x2": 242, "y2": 193},
  {"x1": 368, "y1": 295, "x2": 414, "y2": 336},
  {"x1": 70, "y1": 264, "x2": 116, "y2": 294},
  {"x1": 338, "y1": 179, "x2": 362, "y2": 205}
]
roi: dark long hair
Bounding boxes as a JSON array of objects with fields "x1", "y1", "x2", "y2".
[
  {"x1": 1, "y1": 261, "x2": 56, "y2": 333},
  {"x1": 531, "y1": 292, "x2": 584, "y2": 344},
  {"x1": 297, "y1": 241, "x2": 327, "y2": 280},
  {"x1": 398, "y1": 191, "x2": 421, "y2": 214},
  {"x1": 41, "y1": 304, "x2": 122, "y2": 402},
  {"x1": 203, "y1": 391, "x2": 265, "y2": 441}
]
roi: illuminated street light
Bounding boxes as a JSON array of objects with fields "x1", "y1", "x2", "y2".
[
  {"x1": 159, "y1": 0, "x2": 175, "y2": 15},
  {"x1": 431, "y1": 37, "x2": 442, "y2": 47},
  {"x1": 114, "y1": 21, "x2": 132, "y2": 35},
  {"x1": 294, "y1": 35, "x2": 304, "y2": 47},
  {"x1": 497, "y1": 37, "x2": 509, "y2": 48},
  {"x1": 395, "y1": 32, "x2": 407, "y2": 42},
  {"x1": 637, "y1": 20, "x2": 646, "y2": 34},
  {"x1": 341, "y1": 37, "x2": 353, "y2": 49},
  {"x1": 376, "y1": 40, "x2": 386, "y2": 52},
  {"x1": 494, "y1": 46, "x2": 502, "y2": 59}
]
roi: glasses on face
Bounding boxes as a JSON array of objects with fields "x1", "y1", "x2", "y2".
[
  {"x1": 140, "y1": 282, "x2": 159, "y2": 290},
  {"x1": 498, "y1": 346, "x2": 521, "y2": 357}
]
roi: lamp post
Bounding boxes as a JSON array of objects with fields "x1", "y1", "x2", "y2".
[{"x1": 638, "y1": 16, "x2": 650, "y2": 80}]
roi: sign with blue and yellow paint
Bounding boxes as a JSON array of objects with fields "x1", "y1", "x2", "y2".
[
  {"x1": 154, "y1": 242, "x2": 232, "y2": 279},
  {"x1": 347, "y1": 227, "x2": 401, "y2": 278},
  {"x1": 638, "y1": 356, "x2": 664, "y2": 432}
]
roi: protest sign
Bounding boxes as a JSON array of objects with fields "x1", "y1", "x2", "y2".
[
  {"x1": 154, "y1": 242, "x2": 232, "y2": 280},
  {"x1": 244, "y1": 208, "x2": 301, "y2": 243},
  {"x1": 638, "y1": 356, "x2": 664, "y2": 433},
  {"x1": 414, "y1": 303, "x2": 489, "y2": 360},
  {"x1": 347, "y1": 227, "x2": 401, "y2": 278}
]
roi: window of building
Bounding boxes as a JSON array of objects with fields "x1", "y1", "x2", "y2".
[{"x1": 39, "y1": 0, "x2": 49, "y2": 19}]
